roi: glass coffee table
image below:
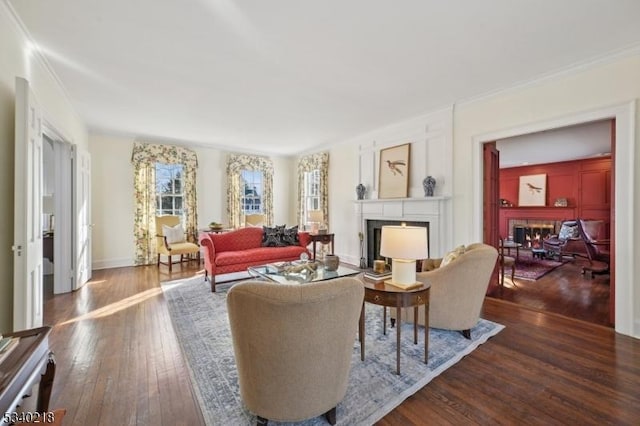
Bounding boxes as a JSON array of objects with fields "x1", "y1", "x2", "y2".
[{"x1": 248, "y1": 261, "x2": 360, "y2": 284}]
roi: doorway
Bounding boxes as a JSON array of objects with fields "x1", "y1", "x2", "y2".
[
  {"x1": 42, "y1": 133, "x2": 74, "y2": 298},
  {"x1": 482, "y1": 120, "x2": 615, "y2": 326}
]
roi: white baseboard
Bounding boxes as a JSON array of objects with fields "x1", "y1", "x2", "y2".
[
  {"x1": 92, "y1": 257, "x2": 135, "y2": 270},
  {"x1": 336, "y1": 253, "x2": 361, "y2": 268}
]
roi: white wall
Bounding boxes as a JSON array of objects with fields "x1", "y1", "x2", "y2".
[
  {"x1": 89, "y1": 134, "x2": 135, "y2": 269},
  {"x1": 497, "y1": 119, "x2": 612, "y2": 168},
  {"x1": 271, "y1": 156, "x2": 296, "y2": 227},
  {"x1": 325, "y1": 107, "x2": 454, "y2": 265},
  {"x1": 89, "y1": 133, "x2": 296, "y2": 269},
  {"x1": 0, "y1": 3, "x2": 88, "y2": 332}
]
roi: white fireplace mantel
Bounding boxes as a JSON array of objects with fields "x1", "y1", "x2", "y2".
[{"x1": 354, "y1": 196, "x2": 452, "y2": 258}]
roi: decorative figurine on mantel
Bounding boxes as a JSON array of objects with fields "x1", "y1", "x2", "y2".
[
  {"x1": 356, "y1": 183, "x2": 366, "y2": 200},
  {"x1": 423, "y1": 176, "x2": 436, "y2": 197}
]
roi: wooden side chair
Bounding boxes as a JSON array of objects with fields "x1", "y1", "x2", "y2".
[
  {"x1": 155, "y1": 215, "x2": 200, "y2": 271},
  {"x1": 499, "y1": 237, "x2": 516, "y2": 287}
]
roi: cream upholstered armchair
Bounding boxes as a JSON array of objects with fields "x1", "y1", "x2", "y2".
[
  {"x1": 392, "y1": 243, "x2": 498, "y2": 339},
  {"x1": 244, "y1": 213, "x2": 265, "y2": 227},
  {"x1": 155, "y1": 215, "x2": 200, "y2": 271},
  {"x1": 227, "y1": 277, "x2": 364, "y2": 425}
]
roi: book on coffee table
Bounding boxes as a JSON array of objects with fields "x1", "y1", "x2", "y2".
[
  {"x1": 383, "y1": 279, "x2": 423, "y2": 290},
  {"x1": 363, "y1": 268, "x2": 392, "y2": 281}
]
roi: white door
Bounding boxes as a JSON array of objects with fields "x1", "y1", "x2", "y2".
[
  {"x1": 75, "y1": 148, "x2": 92, "y2": 289},
  {"x1": 53, "y1": 140, "x2": 74, "y2": 294},
  {"x1": 13, "y1": 77, "x2": 44, "y2": 331}
]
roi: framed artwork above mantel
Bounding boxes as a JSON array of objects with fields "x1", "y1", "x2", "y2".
[
  {"x1": 378, "y1": 143, "x2": 410, "y2": 199},
  {"x1": 518, "y1": 174, "x2": 547, "y2": 206}
]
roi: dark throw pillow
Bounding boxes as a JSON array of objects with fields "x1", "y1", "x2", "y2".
[
  {"x1": 261, "y1": 225, "x2": 299, "y2": 247},
  {"x1": 262, "y1": 225, "x2": 286, "y2": 247},
  {"x1": 261, "y1": 226, "x2": 280, "y2": 247},
  {"x1": 281, "y1": 225, "x2": 300, "y2": 246}
]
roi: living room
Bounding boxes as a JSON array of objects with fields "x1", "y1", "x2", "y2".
[{"x1": 2, "y1": 1, "x2": 640, "y2": 424}]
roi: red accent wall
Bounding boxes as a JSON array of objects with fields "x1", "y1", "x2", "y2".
[{"x1": 499, "y1": 157, "x2": 611, "y2": 238}]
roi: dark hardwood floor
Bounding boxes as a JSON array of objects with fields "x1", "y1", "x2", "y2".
[
  {"x1": 42, "y1": 260, "x2": 638, "y2": 425},
  {"x1": 487, "y1": 253, "x2": 612, "y2": 327}
]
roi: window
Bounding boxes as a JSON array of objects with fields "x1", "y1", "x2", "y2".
[
  {"x1": 156, "y1": 163, "x2": 184, "y2": 217},
  {"x1": 132, "y1": 142, "x2": 198, "y2": 266},
  {"x1": 226, "y1": 154, "x2": 273, "y2": 228},
  {"x1": 303, "y1": 169, "x2": 320, "y2": 219},
  {"x1": 240, "y1": 170, "x2": 263, "y2": 214},
  {"x1": 296, "y1": 152, "x2": 328, "y2": 227}
]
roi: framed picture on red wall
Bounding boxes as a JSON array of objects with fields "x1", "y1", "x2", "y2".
[{"x1": 518, "y1": 174, "x2": 546, "y2": 206}]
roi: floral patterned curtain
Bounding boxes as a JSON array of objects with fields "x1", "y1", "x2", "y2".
[
  {"x1": 131, "y1": 142, "x2": 198, "y2": 265},
  {"x1": 297, "y1": 152, "x2": 329, "y2": 227},
  {"x1": 226, "y1": 153, "x2": 274, "y2": 229}
]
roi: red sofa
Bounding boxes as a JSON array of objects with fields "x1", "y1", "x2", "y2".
[{"x1": 199, "y1": 227, "x2": 311, "y2": 292}]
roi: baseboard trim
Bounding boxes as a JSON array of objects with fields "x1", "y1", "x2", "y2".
[{"x1": 92, "y1": 257, "x2": 135, "y2": 270}]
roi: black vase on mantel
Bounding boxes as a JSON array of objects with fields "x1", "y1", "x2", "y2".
[
  {"x1": 356, "y1": 184, "x2": 366, "y2": 200},
  {"x1": 423, "y1": 176, "x2": 436, "y2": 197}
]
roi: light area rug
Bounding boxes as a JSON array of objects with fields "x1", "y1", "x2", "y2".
[{"x1": 161, "y1": 276, "x2": 504, "y2": 425}]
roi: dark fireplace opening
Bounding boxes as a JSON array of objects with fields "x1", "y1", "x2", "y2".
[{"x1": 365, "y1": 220, "x2": 430, "y2": 267}]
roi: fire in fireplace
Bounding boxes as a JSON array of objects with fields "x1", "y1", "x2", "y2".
[{"x1": 513, "y1": 223, "x2": 555, "y2": 248}]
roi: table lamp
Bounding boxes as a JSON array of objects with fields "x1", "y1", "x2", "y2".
[
  {"x1": 379, "y1": 225, "x2": 428, "y2": 290},
  {"x1": 307, "y1": 210, "x2": 324, "y2": 234}
]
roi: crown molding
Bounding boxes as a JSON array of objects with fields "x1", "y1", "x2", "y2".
[
  {"x1": 457, "y1": 41, "x2": 640, "y2": 108},
  {"x1": 2, "y1": 0, "x2": 85, "y2": 127}
]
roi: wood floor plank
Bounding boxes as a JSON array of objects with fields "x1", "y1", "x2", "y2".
[{"x1": 41, "y1": 262, "x2": 638, "y2": 425}]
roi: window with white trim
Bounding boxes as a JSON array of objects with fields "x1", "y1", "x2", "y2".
[
  {"x1": 240, "y1": 170, "x2": 263, "y2": 214},
  {"x1": 156, "y1": 163, "x2": 184, "y2": 217},
  {"x1": 303, "y1": 169, "x2": 320, "y2": 219}
]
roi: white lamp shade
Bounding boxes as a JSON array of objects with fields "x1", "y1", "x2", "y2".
[
  {"x1": 379, "y1": 225, "x2": 428, "y2": 260},
  {"x1": 307, "y1": 210, "x2": 324, "y2": 223}
]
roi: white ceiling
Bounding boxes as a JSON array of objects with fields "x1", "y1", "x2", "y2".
[
  {"x1": 8, "y1": 0, "x2": 640, "y2": 156},
  {"x1": 497, "y1": 119, "x2": 612, "y2": 168}
]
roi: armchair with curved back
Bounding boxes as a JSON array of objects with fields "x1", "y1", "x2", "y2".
[
  {"x1": 155, "y1": 215, "x2": 200, "y2": 271},
  {"x1": 244, "y1": 214, "x2": 265, "y2": 227},
  {"x1": 577, "y1": 219, "x2": 610, "y2": 276},
  {"x1": 391, "y1": 243, "x2": 498, "y2": 339},
  {"x1": 542, "y1": 220, "x2": 588, "y2": 260},
  {"x1": 226, "y1": 277, "x2": 364, "y2": 425}
]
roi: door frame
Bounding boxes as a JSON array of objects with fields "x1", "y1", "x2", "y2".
[
  {"x1": 14, "y1": 76, "x2": 81, "y2": 331},
  {"x1": 471, "y1": 101, "x2": 636, "y2": 338}
]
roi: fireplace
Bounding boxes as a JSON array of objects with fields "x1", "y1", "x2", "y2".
[
  {"x1": 509, "y1": 219, "x2": 557, "y2": 248},
  {"x1": 365, "y1": 220, "x2": 429, "y2": 267},
  {"x1": 354, "y1": 197, "x2": 450, "y2": 267}
]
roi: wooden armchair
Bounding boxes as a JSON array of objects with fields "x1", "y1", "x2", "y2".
[
  {"x1": 155, "y1": 215, "x2": 200, "y2": 271},
  {"x1": 499, "y1": 237, "x2": 516, "y2": 287}
]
